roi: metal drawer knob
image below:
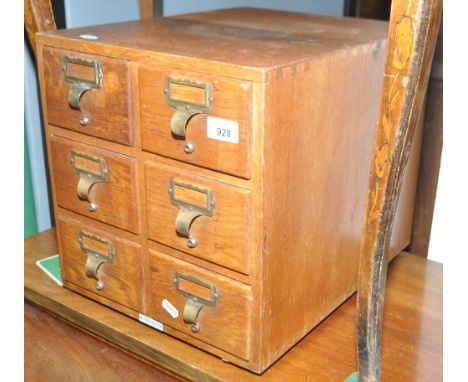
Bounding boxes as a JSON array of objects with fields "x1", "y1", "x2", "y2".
[
  {"x1": 183, "y1": 141, "x2": 195, "y2": 154},
  {"x1": 80, "y1": 114, "x2": 91, "y2": 126}
]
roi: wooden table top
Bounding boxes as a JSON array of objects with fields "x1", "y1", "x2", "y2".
[{"x1": 24, "y1": 229, "x2": 442, "y2": 381}]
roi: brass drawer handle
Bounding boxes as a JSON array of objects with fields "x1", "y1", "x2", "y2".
[
  {"x1": 173, "y1": 272, "x2": 219, "y2": 333},
  {"x1": 63, "y1": 56, "x2": 103, "y2": 125},
  {"x1": 70, "y1": 150, "x2": 109, "y2": 212},
  {"x1": 78, "y1": 230, "x2": 115, "y2": 290},
  {"x1": 168, "y1": 178, "x2": 215, "y2": 248},
  {"x1": 164, "y1": 77, "x2": 214, "y2": 141}
]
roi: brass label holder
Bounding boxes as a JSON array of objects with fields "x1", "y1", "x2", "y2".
[
  {"x1": 168, "y1": 178, "x2": 215, "y2": 248},
  {"x1": 164, "y1": 77, "x2": 214, "y2": 140},
  {"x1": 78, "y1": 230, "x2": 115, "y2": 291},
  {"x1": 63, "y1": 56, "x2": 103, "y2": 125},
  {"x1": 173, "y1": 272, "x2": 219, "y2": 333},
  {"x1": 70, "y1": 150, "x2": 109, "y2": 212}
]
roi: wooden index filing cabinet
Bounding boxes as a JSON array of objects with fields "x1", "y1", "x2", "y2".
[{"x1": 36, "y1": 8, "x2": 421, "y2": 373}]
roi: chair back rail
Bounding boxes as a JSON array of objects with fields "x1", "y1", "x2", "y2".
[{"x1": 24, "y1": 0, "x2": 56, "y2": 56}]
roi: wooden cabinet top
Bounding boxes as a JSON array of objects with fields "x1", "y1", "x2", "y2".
[{"x1": 36, "y1": 8, "x2": 388, "y2": 81}]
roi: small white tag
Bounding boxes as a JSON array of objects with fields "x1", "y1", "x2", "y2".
[
  {"x1": 162, "y1": 299, "x2": 179, "y2": 319},
  {"x1": 138, "y1": 313, "x2": 164, "y2": 331},
  {"x1": 207, "y1": 117, "x2": 239, "y2": 144},
  {"x1": 79, "y1": 34, "x2": 99, "y2": 40}
]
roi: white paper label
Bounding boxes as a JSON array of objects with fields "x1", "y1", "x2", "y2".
[
  {"x1": 207, "y1": 117, "x2": 239, "y2": 144},
  {"x1": 79, "y1": 34, "x2": 99, "y2": 40},
  {"x1": 162, "y1": 299, "x2": 179, "y2": 319},
  {"x1": 138, "y1": 313, "x2": 164, "y2": 331}
]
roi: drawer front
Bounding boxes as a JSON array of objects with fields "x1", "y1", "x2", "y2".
[
  {"x1": 145, "y1": 161, "x2": 251, "y2": 274},
  {"x1": 50, "y1": 136, "x2": 140, "y2": 233},
  {"x1": 58, "y1": 216, "x2": 142, "y2": 311},
  {"x1": 139, "y1": 65, "x2": 252, "y2": 178},
  {"x1": 149, "y1": 249, "x2": 252, "y2": 360},
  {"x1": 43, "y1": 47, "x2": 133, "y2": 145}
]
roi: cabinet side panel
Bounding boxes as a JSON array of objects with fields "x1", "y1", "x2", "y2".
[{"x1": 261, "y1": 41, "x2": 390, "y2": 366}]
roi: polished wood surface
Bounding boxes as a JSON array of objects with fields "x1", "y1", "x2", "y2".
[
  {"x1": 138, "y1": 0, "x2": 154, "y2": 20},
  {"x1": 43, "y1": 47, "x2": 134, "y2": 146},
  {"x1": 36, "y1": 9, "x2": 390, "y2": 81},
  {"x1": 139, "y1": 0, "x2": 163, "y2": 19},
  {"x1": 139, "y1": 65, "x2": 253, "y2": 178},
  {"x1": 148, "y1": 249, "x2": 253, "y2": 360},
  {"x1": 25, "y1": 230, "x2": 442, "y2": 381},
  {"x1": 25, "y1": 302, "x2": 183, "y2": 382},
  {"x1": 258, "y1": 27, "x2": 416, "y2": 370},
  {"x1": 145, "y1": 160, "x2": 251, "y2": 275},
  {"x1": 50, "y1": 136, "x2": 140, "y2": 234},
  {"x1": 357, "y1": 0, "x2": 442, "y2": 380},
  {"x1": 24, "y1": 0, "x2": 56, "y2": 56},
  {"x1": 356, "y1": 0, "x2": 392, "y2": 19},
  {"x1": 176, "y1": 8, "x2": 388, "y2": 46},
  {"x1": 34, "y1": 8, "x2": 423, "y2": 372},
  {"x1": 57, "y1": 215, "x2": 143, "y2": 312}
]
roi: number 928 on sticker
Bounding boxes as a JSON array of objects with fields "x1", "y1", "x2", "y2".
[{"x1": 207, "y1": 116, "x2": 239, "y2": 144}]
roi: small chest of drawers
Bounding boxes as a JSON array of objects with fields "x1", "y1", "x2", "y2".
[{"x1": 36, "y1": 8, "x2": 419, "y2": 373}]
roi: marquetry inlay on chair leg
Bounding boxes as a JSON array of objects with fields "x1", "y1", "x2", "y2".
[{"x1": 356, "y1": 0, "x2": 442, "y2": 381}]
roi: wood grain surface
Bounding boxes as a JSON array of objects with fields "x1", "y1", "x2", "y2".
[
  {"x1": 36, "y1": 9, "x2": 391, "y2": 82},
  {"x1": 145, "y1": 160, "x2": 251, "y2": 275},
  {"x1": 357, "y1": 0, "x2": 442, "y2": 380},
  {"x1": 25, "y1": 230, "x2": 442, "y2": 381},
  {"x1": 24, "y1": 0, "x2": 56, "y2": 56},
  {"x1": 258, "y1": 31, "x2": 416, "y2": 370},
  {"x1": 57, "y1": 215, "x2": 143, "y2": 312},
  {"x1": 139, "y1": 65, "x2": 253, "y2": 178},
  {"x1": 35, "y1": 8, "x2": 425, "y2": 372},
  {"x1": 43, "y1": 47, "x2": 134, "y2": 146},
  {"x1": 148, "y1": 249, "x2": 253, "y2": 361},
  {"x1": 49, "y1": 136, "x2": 140, "y2": 234},
  {"x1": 25, "y1": 302, "x2": 183, "y2": 382},
  {"x1": 139, "y1": 0, "x2": 163, "y2": 19}
]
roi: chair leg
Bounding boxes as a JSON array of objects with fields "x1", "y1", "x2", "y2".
[{"x1": 356, "y1": 0, "x2": 442, "y2": 381}]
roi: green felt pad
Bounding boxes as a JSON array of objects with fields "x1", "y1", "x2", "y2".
[
  {"x1": 344, "y1": 372, "x2": 358, "y2": 382},
  {"x1": 36, "y1": 254, "x2": 63, "y2": 286}
]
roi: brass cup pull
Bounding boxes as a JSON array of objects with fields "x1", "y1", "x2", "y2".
[
  {"x1": 68, "y1": 81, "x2": 93, "y2": 110},
  {"x1": 168, "y1": 178, "x2": 215, "y2": 248},
  {"x1": 175, "y1": 209, "x2": 204, "y2": 237},
  {"x1": 63, "y1": 56, "x2": 103, "y2": 122},
  {"x1": 85, "y1": 254, "x2": 107, "y2": 290},
  {"x1": 171, "y1": 110, "x2": 200, "y2": 138},
  {"x1": 79, "y1": 230, "x2": 115, "y2": 290},
  {"x1": 173, "y1": 272, "x2": 219, "y2": 333},
  {"x1": 183, "y1": 299, "x2": 206, "y2": 333},
  {"x1": 70, "y1": 150, "x2": 109, "y2": 212},
  {"x1": 164, "y1": 77, "x2": 214, "y2": 140}
]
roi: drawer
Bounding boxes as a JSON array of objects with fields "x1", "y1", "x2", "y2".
[
  {"x1": 139, "y1": 65, "x2": 252, "y2": 178},
  {"x1": 145, "y1": 161, "x2": 251, "y2": 274},
  {"x1": 50, "y1": 136, "x2": 140, "y2": 233},
  {"x1": 58, "y1": 216, "x2": 142, "y2": 312},
  {"x1": 149, "y1": 249, "x2": 252, "y2": 360},
  {"x1": 43, "y1": 47, "x2": 133, "y2": 145}
]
